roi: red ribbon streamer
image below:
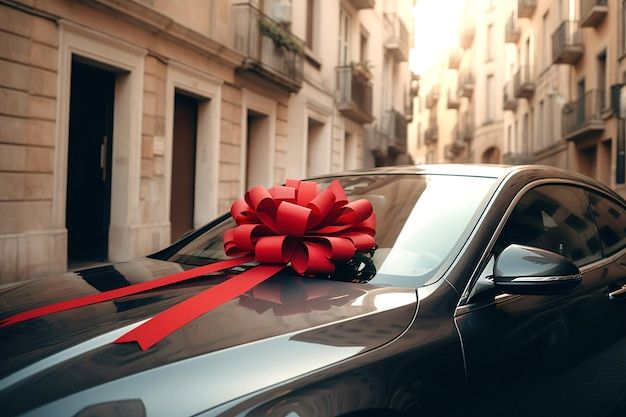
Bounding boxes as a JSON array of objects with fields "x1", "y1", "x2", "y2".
[{"x1": 0, "y1": 179, "x2": 376, "y2": 350}]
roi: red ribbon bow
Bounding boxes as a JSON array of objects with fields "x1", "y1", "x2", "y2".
[
  {"x1": 1, "y1": 179, "x2": 376, "y2": 350},
  {"x1": 225, "y1": 179, "x2": 376, "y2": 275}
]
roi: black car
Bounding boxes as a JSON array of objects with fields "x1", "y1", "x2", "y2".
[{"x1": 2, "y1": 164, "x2": 626, "y2": 417}]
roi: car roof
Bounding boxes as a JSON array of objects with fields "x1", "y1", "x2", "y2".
[{"x1": 311, "y1": 164, "x2": 620, "y2": 201}]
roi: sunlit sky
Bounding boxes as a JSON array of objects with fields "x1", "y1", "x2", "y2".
[{"x1": 410, "y1": 0, "x2": 468, "y2": 75}]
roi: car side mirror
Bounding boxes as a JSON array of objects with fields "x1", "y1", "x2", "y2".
[{"x1": 492, "y1": 244, "x2": 582, "y2": 295}]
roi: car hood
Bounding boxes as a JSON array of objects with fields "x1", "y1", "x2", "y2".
[{"x1": 0, "y1": 257, "x2": 417, "y2": 417}]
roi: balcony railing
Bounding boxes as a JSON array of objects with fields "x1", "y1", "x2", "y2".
[
  {"x1": 384, "y1": 13, "x2": 410, "y2": 62},
  {"x1": 233, "y1": 3, "x2": 304, "y2": 92},
  {"x1": 367, "y1": 126, "x2": 388, "y2": 160},
  {"x1": 458, "y1": 70, "x2": 475, "y2": 98},
  {"x1": 503, "y1": 82, "x2": 517, "y2": 111},
  {"x1": 405, "y1": 91, "x2": 414, "y2": 122},
  {"x1": 424, "y1": 125, "x2": 438, "y2": 145},
  {"x1": 503, "y1": 152, "x2": 531, "y2": 165},
  {"x1": 505, "y1": 13, "x2": 520, "y2": 43},
  {"x1": 447, "y1": 88, "x2": 460, "y2": 110},
  {"x1": 518, "y1": 0, "x2": 537, "y2": 18},
  {"x1": 347, "y1": 0, "x2": 375, "y2": 9},
  {"x1": 514, "y1": 65, "x2": 534, "y2": 99},
  {"x1": 562, "y1": 90, "x2": 605, "y2": 140},
  {"x1": 460, "y1": 23, "x2": 475, "y2": 49},
  {"x1": 580, "y1": 0, "x2": 608, "y2": 27},
  {"x1": 425, "y1": 86, "x2": 440, "y2": 109},
  {"x1": 449, "y1": 48, "x2": 462, "y2": 69},
  {"x1": 336, "y1": 66, "x2": 374, "y2": 123},
  {"x1": 380, "y1": 109, "x2": 408, "y2": 155},
  {"x1": 552, "y1": 20, "x2": 583, "y2": 65},
  {"x1": 459, "y1": 112, "x2": 474, "y2": 142}
]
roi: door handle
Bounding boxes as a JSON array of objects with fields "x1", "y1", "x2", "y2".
[
  {"x1": 100, "y1": 135, "x2": 108, "y2": 181},
  {"x1": 608, "y1": 284, "x2": 626, "y2": 301}
]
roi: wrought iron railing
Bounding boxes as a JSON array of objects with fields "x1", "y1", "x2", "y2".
[
  {"x1": 233, "y1": 3, "x2": 304, "y2": 90},
  {"x1": 552, "y1": 20, "x2": 583, "y2": 64},
  {"x1": 380, "y1": 109, "x2": 408, "y2": 153},
  {"x1": 562, "y1": 90, "x2": 605, "y2": 137},
  {"x1": 336, "y1": 66, "x2": 373, "y2": 123},
  {"x1": 514, "y1": 65, "x2": 534, "y2": 98}
]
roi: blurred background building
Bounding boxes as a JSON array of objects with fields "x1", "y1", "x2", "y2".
[
  {"x1": 0, "y1": 0, "x2": 416, "y2": 282},
  {"x1": 412, "y1": 0, "x2": 626, "y2": 198}
]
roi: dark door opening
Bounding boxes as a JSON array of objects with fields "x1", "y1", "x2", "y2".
[
  {"x1": 170, "y1": 91, "x2": 199, "y2": 242},
  {"x1": 66, "y1": 59, "x2": 115, "y2": 267},
  {"x1": 246, "y1": 110, "x2": 269, "y2": 190}
]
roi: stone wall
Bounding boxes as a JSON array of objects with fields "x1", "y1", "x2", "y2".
[{"x1": 0, "y1": 5, "x2": 65, "y2": 281}]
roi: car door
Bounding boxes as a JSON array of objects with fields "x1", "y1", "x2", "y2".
[{"x1": 455, "y1": 183, "x2": 626, "y2": 417}]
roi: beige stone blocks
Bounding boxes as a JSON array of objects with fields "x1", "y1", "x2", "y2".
[
  {"x1": 27, "y1": 95, "x2": 56, "y2": 120},
  {"x1": 0, "y1": 144, "x2": 26, "y2": 171},
  {"x1": 220, "y1": 143, "x2": 240, "y2": 164},
  {"x1": 0, "y1": 4, "x2": 33, "y2": 37},
  {"x1": 28, "y1": 67, "x2": 57, "y2": 97},
  {"x1": 0, "y1": 88, "x2": 28, "y2": 117},
  {"x1": 0, "y1": 60, "x2": 29, "y2": 91}
]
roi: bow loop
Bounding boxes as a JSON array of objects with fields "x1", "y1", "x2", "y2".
[{"x1": 226, "y1": 179, "x2": 376, "y2": 275}]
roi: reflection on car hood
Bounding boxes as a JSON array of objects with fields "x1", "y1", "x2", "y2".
[{"x1": 0, "y1": 257, "x2": 417, "y2": 417}]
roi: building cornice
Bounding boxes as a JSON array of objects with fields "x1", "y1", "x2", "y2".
[{"x1": 81, "y1": 0, "x2": 244, "y2": 69}]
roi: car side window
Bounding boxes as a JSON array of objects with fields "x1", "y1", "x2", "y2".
[
  {"x1": 587, "y1": 192, "x2": 626, "y2": 256},
  {"x1": 495, "y1": 185, "x2": 602, "y2": 267}
]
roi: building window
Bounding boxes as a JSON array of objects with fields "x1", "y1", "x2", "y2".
[
  {"x1": 338, "y1": 8, "x2": 351, "y2": 65},
  {"x1": 538, "y1": 99, "x2": 544, "y2": 149},
  {"x1": 486, "y1": 23, "x2": 494, "y2": 61},
  {"x1": 417, "y1": 122, "x2": 421, "y2": 147},
  {"x1": 597, "y1": 51, "x2": 608, "y2": 109},
  {"x1": 360, "y1": 27, "x2": 369, "y2": 64},
  {"x1": 542, "y1": 11, "x2": 550, "y2": 69},
  {"x1": 306, "y1": 0, "x2": 316, "y2": 49},
  {"x1": 486, "y1": 74, "x2": 494, "y2": 122}
]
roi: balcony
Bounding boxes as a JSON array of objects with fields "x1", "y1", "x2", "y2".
[
  {"x1": 384, "y1": 13, "x2": 410, "y2": 62},
  {"x1": 447, "y1": 88, "x2": 460, "y2": 110},
  {"x1": 347, "y1": 0, "x2": 375, "y2": 9},
  {"x1": 458, "y1": 70, "x2": 475, "y2": 98},
  {"x1": 405, "y1": 91, "x2": 414, "y2": 122},
  {"x1": 518, "y1": 0, "x2": 537, "y2": 18},
  {"x1": 505, "y1": 13, "x2": 520, "y2": 43},
  {"x1": 459, "y1": 23, "x2": 475, "y2": 49},
  {"x1": 552, "y1": 20, "x2": 583, "y2": 65},
  {"x1": 459, "y1": 112, "x2": 474, "y2": 142},
  {"x1": 233, "y1": 3, "x2": 304, "y2": 92},
  {"x1": 367, "y1": 126, "x2": 388, "y2": 160},
  {"x1": 336, "y1": 66, "x2": 374, "y2": 123},
  {"x1": 449, "y1": 48, "x2": 462, "y2": 69},
  {"x1": 425, "y1": 86, "x2": 440, "y2": 109},
  {"x1": 380, "y1": 109, "x2": 408, "y2": 155},
  {"x1": 562, "y1": 90, "x2": 605, "y2": 140},
  {"x1": 580, "y1": 0, "x2": 608, "y2": 27},
  {"x1": 503, "y1": 82, "x2": 517, "y2": 111},
  {"x1": 514, "y1": 66, "x2": 534, "y2": 99},
  {"x1": 503, "y1": 152, "x2": 531, "y2": 165},
  {"x1": 424, "y1": 125, "x2": 438, "y2": 145}
]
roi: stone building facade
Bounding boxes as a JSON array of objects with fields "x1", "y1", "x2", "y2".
[
  {"x1": 412, "y1": 0, "x2": 626, "y2": 199},
  {"x1": 0, "y1": 0, "x2": 415, "y2": 282}
]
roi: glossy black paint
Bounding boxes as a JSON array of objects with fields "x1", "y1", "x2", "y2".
[
  {"x1": 492, "y1": 244, "x2": 582, "y2": 295},
  {"x1": 2, "y1": 165, "x2": 626, "y2": 417}
]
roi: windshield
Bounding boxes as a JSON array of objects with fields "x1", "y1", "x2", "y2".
[{"x1": 162, "y1": 174, "x2": 496, "y2": 288}]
